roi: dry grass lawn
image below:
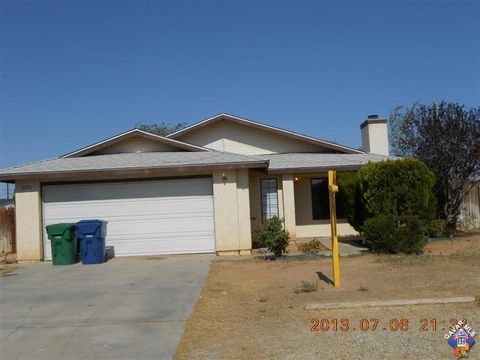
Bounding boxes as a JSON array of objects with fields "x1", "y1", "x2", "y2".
[{"x1": 175, "y1": 234, "x2": 480, "y2": 360}]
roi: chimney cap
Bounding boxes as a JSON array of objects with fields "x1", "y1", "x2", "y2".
[{"x1": 360, "y1": 116, "x2": 387, "y2": 129}]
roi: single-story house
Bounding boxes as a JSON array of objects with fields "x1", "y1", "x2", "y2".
[{"x1": 0, "y1": 113, "x2": 390, "y2": 262}]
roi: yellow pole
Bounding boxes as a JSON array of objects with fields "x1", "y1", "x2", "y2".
[{"x1": 328, "y1": 170, "x2": 341, "y2": 288}]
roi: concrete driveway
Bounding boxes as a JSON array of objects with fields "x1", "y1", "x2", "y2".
[{"x1": 0, "y1": 255, "x2": 212, "y2": 360}]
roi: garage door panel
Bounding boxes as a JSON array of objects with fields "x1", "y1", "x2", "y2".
[
  {"x1": 43, "y1": 178, "x2": 213, "y2": 202},
  {"x1": 43, "y1": 198, "x2": 213, "y2": 221},
  {"x1": 112, "y1": 235, "x2": 215, "y2": 256},
  {"x1": 110, "y1": 220, "x2": 214, "y2": 236},
  {"x1": 42, "y1": 178, "x2": 215, "y2": 260}
]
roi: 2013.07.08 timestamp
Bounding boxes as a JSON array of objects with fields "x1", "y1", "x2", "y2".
[{"x1": 310, "y1": 318, "x2": 469, "y2": 332}]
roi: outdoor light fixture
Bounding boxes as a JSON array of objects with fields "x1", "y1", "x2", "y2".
[{"x1": 222, "y1": 172, "x2": 227, "y2": 183}]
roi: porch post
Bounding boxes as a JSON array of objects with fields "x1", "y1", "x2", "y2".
[
  {"x1": 15, "y1": 180, "x2": 43, "y2": 262},
  {"x1": 281, "y1": 174, "x2": 297, "y2": 240}
]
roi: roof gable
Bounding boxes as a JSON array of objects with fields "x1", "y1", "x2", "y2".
[
  {"x1": 168, "y1": 113, "x2": 364, "y2": 155},
  {"x1": 62, "y1": 129, "x2": 208, "y2": 158}
]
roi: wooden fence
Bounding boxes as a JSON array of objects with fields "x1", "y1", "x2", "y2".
[
  {"x1": 0, "y1": 208, "x2": 16, "y2": 255},
  {"x1": 460, "y1": 182, "x2": 480, "y2": 230}
]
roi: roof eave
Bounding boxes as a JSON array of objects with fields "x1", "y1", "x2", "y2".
[
  {"x1": 267, "y1": 164, "x2": 363, "y2": 174},
  {"x1": 0, "y1": 161, "x2": 269, "y2": 182}
]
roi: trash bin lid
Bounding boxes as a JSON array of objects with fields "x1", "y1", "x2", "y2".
[
  {"x1": 46, "y1": 223, "x2": 76, "y2": 236},
  {"x1": 76, "y1": 219, "x2": 107, "y2": 234}
]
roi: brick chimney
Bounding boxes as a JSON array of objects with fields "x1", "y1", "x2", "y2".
[{"x1": 360, "y1": 115, "x2": 389, "y2": 156}]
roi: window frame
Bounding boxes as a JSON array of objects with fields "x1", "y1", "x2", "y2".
[
  {"x1": 260, "y1": 178, "x2": 279, "y2": 222},
  {"x1": 311, "y1": 177, "x2": 346, "y2": 220},
  {"x1": 311, "y1": 177, "x2": 330, "y2": 220}
]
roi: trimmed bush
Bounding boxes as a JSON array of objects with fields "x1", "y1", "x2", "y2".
[
  {"x1": 363, "y1": 215, "x2": 427, "y2": 254},
  {"x1": 252, "y1": 217, "x2": 290, "y2": 257},
  {"x1": 337, "y1": 172, "x2": 370, "y2": 232},
  {"x1": 394, "y1": 216, "x2": 427, "y2": 254},
  {"x1": 339, "y1": 158, "x2": 437, "y2": 232},
  {"x1": 363, "y1": 215, "x2": 396, "y2": 253}
]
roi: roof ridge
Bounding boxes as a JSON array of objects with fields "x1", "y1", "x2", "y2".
[{"x1": 60, "y1": 128, "x2": 209, "y2": 158}]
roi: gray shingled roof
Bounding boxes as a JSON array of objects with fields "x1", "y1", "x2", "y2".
[
  {"x1": 0, "y1": 152, "x2": 267, "y2": 180},
  {"x1": 259, "y1": 153, "x2": 391, "y2": 173},
  {"x1": 0, "y1": 151, "x2": 394, "y2": 181}
]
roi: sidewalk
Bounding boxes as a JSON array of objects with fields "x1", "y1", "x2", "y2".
[{"x1": 318, "y1": 237, "x2": 369, "y2": 256}]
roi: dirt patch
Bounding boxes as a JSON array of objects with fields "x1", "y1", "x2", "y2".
[
  {"x1": 0, "y1": 265, "x2": 20, "y2": 276},
  {"x1": 143, "y1": 256, "x2": 167, "y2": 260},
  {"x1": 425, "y1": 231, "x2": 480, "y2": 255},
  {"x1": 175, "y1": 238, "x2": 480, "y2": 360}
]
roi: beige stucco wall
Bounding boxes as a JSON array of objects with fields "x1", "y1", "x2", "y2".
[
  {"x1": 91, "y1": 137, "x2": 181, "y2": 155},
  {"x1": 293, "y1": 174, "x2": 357, "y2": 238},
  {"x1": 212, "y1": 169, "x2": 252, "y2": 255},
  {"x1": 177, "y1": 119, "x2": 329, "y2": 155},
  {"x1": 15, "y1": 180, "x2": 43, "y2": 261},
  {"x1": 282, "y1": 174, "x2": 297, "y2": 240},
  {"x1": 236, "y1": 169, "x2": 253, "y2": 254}
]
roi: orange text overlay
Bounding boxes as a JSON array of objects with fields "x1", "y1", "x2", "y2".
[{"x1": 310, "y1": 318, "x2": 470, "y2": 332}]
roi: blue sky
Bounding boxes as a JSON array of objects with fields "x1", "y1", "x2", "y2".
[{"x1": 0, "y1": 0, "x2": 479, "y2": 196}]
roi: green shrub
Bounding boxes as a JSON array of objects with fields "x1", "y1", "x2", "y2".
[
  {"x1": 363, "y1": 215, "x2": 397, "y2": 253},
  {"x1": 252, "y1": 217, "x2": 290, "y2": 257},
  {"x1": 363, "y1": 215, "x2": 427, "y2": 254},
  {"x1": 297, "y1": 238, "x2": 325, "y2": 254},
  {"x1": 425, "y1": 219, "x2": 445, "y2": 238},
  {"x1": 339, "y1": 158, "x2": 437, "y2": 232},
  {"x1": 362, "y1": 159, "x2": 436, "y2": 220},
  {"x1": 337, "y1": 172, "x2": 370, "y2": 232},
  {"x1": 394, "y1": 216, "x2": 427, "y2": 254},
  {"x1": 252, "y1": 236, "x2": 264, "y2": 249}
]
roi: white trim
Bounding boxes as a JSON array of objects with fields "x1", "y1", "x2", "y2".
[
  {"x1": 61, "y1": 129, "x2": 209, "y2": 158},
  {"x1": 167, "y1": 113, "x2": 364, "y2": 154}
]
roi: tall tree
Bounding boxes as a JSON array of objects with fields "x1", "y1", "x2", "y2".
[
  {"x1": 390, "y1": 101, "x2": 480, "y2": 233},
  {"x1": 135, "y1": 121, "x2": 188, "y2": 136}
]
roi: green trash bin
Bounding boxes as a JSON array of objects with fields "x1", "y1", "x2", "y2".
[{"x1": 45, "y1": 223, "x2": 78, "y2": 265}]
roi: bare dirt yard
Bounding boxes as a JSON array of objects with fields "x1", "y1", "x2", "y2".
[{"x1": 175, "y1": 233, "x2": 480, "y2": 360}]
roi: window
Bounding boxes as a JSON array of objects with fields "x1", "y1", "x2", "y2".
[
  {"x1": 260, "y1": 178, "x2": 279, "y2": 221},
  {"x1": 311, "y1": 178, "x2": 346, "y2": 220}
]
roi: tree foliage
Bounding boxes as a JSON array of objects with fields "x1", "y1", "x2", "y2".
[
  {"x1": 135, "y1": 121, "x2": 188, "y2": 136},
  {"x1": 337, "y1": 172, "x2": 368, "y2": 232},
  {"x1": 338, "y1": 158, "x2": 437, "y2": 232},
  {"x1": 389, "y1": 101, "x2": 480, "y2": 233}
]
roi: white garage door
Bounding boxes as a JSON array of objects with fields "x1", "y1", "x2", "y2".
[{"x1": 42, "y1": 177, "x2": 215, "y2": 260}]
